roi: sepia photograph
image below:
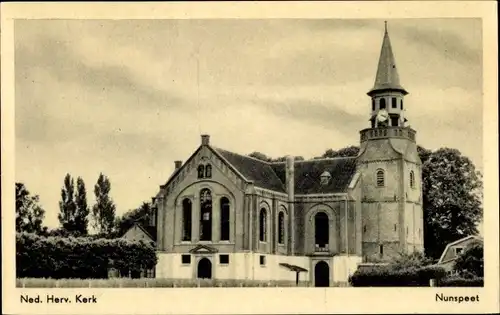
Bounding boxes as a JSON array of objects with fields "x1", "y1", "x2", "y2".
[{"x1": 2, "y1": 2, "x2": 498, "y2": 314}]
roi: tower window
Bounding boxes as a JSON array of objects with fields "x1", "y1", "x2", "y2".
[
  {"x1": 401, "y1": 99, "x2": 404, "y2": 110},
  {"x1": 371, "y1": 99, "x2": 375, "y2": 111},
  {"x1": 392, "y1": 97, "x2": 397, "y2": 108},
  {"x1": 394, "y1": 224, "x2": 397, "y2": 232},
  {"x1": 379, "y1": 244, "x2": 384, "y2": 255},
  {"x1": 410, "y1": 171, "x2": 415, "y2": 188},
  {"x1": 376, "y1": 169, "x2": 385, "y2": 187},
  {"x1": 363, "y1": 225, "x2": 367, "y2": 233},
  {"x1": 379, "y1": 98, "x2": 386, "y2": 109}
]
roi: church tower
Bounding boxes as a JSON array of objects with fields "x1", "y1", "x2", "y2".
[{"x1": 357, "y1": 22, "x2": 424, "y2": 261}]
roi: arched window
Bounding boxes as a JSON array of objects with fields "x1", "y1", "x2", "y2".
[
  {"x1": 315, "y1": 212, "x2": 329, "y2": 249},
  {"x1": 410, "y1": 170, "x2": 415, "y2": 188},
  {"x1": 376, "y1": 169, "x2": 385, "y2": 187},
  {"x1": 200, "y1": 189, "x2": 212, "y2": 241},
  {"x1": 220, "y1": 197, "x2": 230, "y2": 241},
  {"x1": 278, "y1": 211, "x2": 285, "y2": 245},
  {"x1": 371, "y1": 99, "x2": 375, "y2": 111},
  {"x1": 401, "y1": 99, "x2": 404, "y2": 110},
  {"x1": 182, "y1": 198, "x2": 192, "y2": 241},
  {"x1": 259, "y1": 208, "x2": 267, "y2": 242},
  {"x1": 379, "y1": 98, "x2": 386, "y2": 109},
  {"x1": 197, "y1": 165, "x2": 205, "y2": 179},
  {"x1": 205, "y1": 164, "x2": 212, "y2": 178},
  {"x1": 392, "y1": 97, "x2": 397, "y2": 108}
]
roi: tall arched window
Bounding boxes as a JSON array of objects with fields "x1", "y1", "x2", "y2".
[
  {"x1": 410, "y1": 171, "x2": 415, "y2": 188},
  {"x1": 401, "y1": 99, "x2": 404, "y2": 110},
  {"x1": 182, "y1": 198, "x2": 192, "y2": 241},
  {"x1": 315, "y1": 212, "x2": 329, "y2": 249},
  {"x1": 278, "y1": 211, "x2": 285, "y2": 245},
  {"x1": 391, "y1": 97, "x2": 397, "y2": 108},
  {"x1": 197, "y1": 165, "x2": 205, "y2": 179},
  {"x1": 205, "y1": 164, "x2": 212, "y2": 178},
  {"x1": 376, "y1": 169, "x2": 385, "y2": 187},
  {"x1": 371, "y1": 99, "x2": 375, "y2": 111},
  {"x1": 200, "y1": 189, "x2": 212, "y2": 241},
  {"x1": 380, "y1": 98, "x2": 386, "y2": 109},
  {"x1": 259, "y1": 208, "x2": 267, "y2": 242},
  {"x1": 220, "y1": 197, "x2": 230, "y2": 241}
]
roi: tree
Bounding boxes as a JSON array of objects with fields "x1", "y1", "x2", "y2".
[
  {"x1": 92, "y1": 173, "x2": 117, "y2": 236},
  {"x1": 15, "y1": 182, "x2": 46, "y2": 234},
  {"x1": 58, "y1": 174, "x2": 80, "y2": 235},
  {"x1": 319, "y1": 146, "x2": 360, "y2": 159},
  {"x1": 74, "y1": 177, "x2": 90, "y2": 235},
  {"x1": 453, "y1": 240, "x2": 483, "y2": 277},
  {"x1": 422, "y1": 148, "x2": 483, "y2": 260},
  {"x1": 248, "y1": 152, "x2": 305, "y2": 162},
  {"x1": 114, "y1": 201, "x2": 154, "y2": 237},
  {"x1": 248, "y1": 151, "x2": 272, "y2": 162}
]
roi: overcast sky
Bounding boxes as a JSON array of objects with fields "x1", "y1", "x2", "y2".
[{"x1": 15, "y1": 18, "x2": 483, "y2": 229}]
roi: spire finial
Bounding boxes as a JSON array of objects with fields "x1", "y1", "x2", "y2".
[{"x1": 384, "y1": 21, "x2": 388, "y2": 33}]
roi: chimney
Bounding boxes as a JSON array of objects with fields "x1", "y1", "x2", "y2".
[
  {"x1": 285, "y1": 155, "x2": 295, "y2": 255},
  {"x1": 174, "y1": 161, "x2": 182, "y2": 170},
  {"x1": 201, "y1": 134, "x2": 210, "y2": 146}
]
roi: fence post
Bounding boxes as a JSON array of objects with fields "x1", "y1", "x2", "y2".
[
  {"x1": 429, "y1": 279, "x2": 437, "y2": 287},
  {"x1": 88, "y1": 280, "x2": 91, "y2": 288}
]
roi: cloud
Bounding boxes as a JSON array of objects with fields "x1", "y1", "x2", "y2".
[{"x1": 14, "y1": 19, "x2": 483, "y2": 228}]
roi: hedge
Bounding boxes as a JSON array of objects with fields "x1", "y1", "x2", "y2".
[
  {"x1": 16, "y1": 232, "x2": 157, "y2": 279},
  {"x1": 438, "y1": 276, "x2": 484, "y2": 287},
  {"x1": 348, "y1": 265, "x2": 447, "y2": 287}
]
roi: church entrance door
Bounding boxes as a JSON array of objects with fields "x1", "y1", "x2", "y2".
[
  {"x1": 314, "y1": 261, "x2": 330, "y2": 287},
  {"x1": 197, "y1": 258, "x2": 212, "y2": 279}
]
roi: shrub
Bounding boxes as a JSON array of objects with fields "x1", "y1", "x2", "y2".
[
  {"x1": 388, "y1": 251, "x2": 434, "y2": 270},
  {"x1": 348, "y1": 265, "x2": 446, "y2": 287},
  {"x1": 16, "y1": 232, "x2": 157, "y2": 279},
  {"x1": 439, "y1": 276, "x2": 483, "y2": 287}
]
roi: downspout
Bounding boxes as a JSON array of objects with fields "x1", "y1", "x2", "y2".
[{"x1": 345, "y1": 196, "x2": 349, "y2": 257}]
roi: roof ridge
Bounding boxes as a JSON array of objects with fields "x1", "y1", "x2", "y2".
[
  {"x1": 212, "y1": 146, "x2": 274, "y2": 165},
  {"x1": 298, "y1": 156, "x2": 357, "y2": 163}
]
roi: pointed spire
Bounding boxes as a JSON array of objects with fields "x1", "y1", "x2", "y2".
[{"x1": 368, "y1": 22, "x2": 408, "y2": 96}]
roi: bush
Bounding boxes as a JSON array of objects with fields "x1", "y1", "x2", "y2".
[
  {"x1": 388, "y1": 251, "x2": 434, "y2": 270},
  {"x1": 439, "y1": 276, "x2": 483, "y2": 287},
  {"x1": 349, "y1": 265, "x2": 446, "y2": 287},
  {"x1": 16, "y1": 232, "x2": 157, "y2": 279},
  {"x1": 453, "y1": 241, "x2": 483, "y2": 277}
]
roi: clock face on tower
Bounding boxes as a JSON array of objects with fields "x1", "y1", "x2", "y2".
[{"x1": 377, "y1": 109, "x2": 389, "y2": 122}]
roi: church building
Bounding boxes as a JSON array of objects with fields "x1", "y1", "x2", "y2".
[{"x1": 150, "y1": 24, "x2": 424, "y2": 286}]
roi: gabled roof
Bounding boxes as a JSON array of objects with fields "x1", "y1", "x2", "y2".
[
  {"x1": 160, "y1": 141, "x2": 357, "y2": 196},
  {"x1": 122, "y1": 222, "x2": 157, "y2": 242},
  {"x1": 437, "y1": 235, "x2": 483, "y2": 264},
  {"x1": 368, "y1": 23, "x2": 408, "y2": 96},
  {"x1": 271, "y1": 157, "x2": 357, "y2": 194},
  {"x1": 214, "y1": 147, "x2": 286, "y2": 193}
]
